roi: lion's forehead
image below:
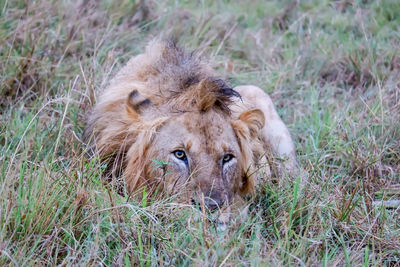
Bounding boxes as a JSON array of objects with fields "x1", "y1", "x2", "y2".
[{"x1": 180, "y1": 113, "x2": 239, "y2": 155}]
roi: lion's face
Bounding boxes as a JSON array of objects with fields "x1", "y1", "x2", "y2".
[
  {"x1": 150, "y1": 111, "x2": 242, "y2": 209},
  {"x1": 122, "y1": 95, "x2": 265, "y2": 210}
]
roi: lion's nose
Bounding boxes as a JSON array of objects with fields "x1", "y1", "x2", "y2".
[
  {"x1": 191, "y1": 196, "x2": 225, "y2": 211},
  {"x1": 204, "y1": 197, "x2": 224, "y2": 210}
]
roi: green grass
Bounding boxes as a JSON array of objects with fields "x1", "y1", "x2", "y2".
[{"x1": 1, "y1": 0, "x2": 399, "y2": 265}]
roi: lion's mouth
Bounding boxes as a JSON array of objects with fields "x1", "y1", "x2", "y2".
[{"x1": 190, "y1": 198, "x2": 235, "y2": 231}]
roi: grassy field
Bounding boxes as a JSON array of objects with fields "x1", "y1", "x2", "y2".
[{"x1": 1, "y1": 0, "x2": 399, "y2": 265}]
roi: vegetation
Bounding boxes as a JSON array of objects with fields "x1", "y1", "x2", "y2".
[{"x1": 1, "y1": 0, "x2": 399, "y2": 265}]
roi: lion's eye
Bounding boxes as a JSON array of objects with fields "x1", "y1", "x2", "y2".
[
  {"x1": 173, "y1": 150, "x2": 187, "y2": 161},
  {"x1": 222, "y1": 153, "x2": 234, "y2": 164}
]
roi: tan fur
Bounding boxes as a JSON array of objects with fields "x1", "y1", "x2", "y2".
[{"x1": 84, "y1": 40, "x2": 299, "y2": 210}]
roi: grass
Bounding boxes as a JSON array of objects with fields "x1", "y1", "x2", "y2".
[{"x1": 1, "y1": 0, "x2": 399, "y2": 265}]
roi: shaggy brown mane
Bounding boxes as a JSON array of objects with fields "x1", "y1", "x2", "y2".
[{"x1": 136, "y1": 40, "x2": 241, "y2": 114}]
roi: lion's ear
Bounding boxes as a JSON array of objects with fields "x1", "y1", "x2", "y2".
[
  {"x1": 231, "y1": 109, "x2": 265, "y2": 196},
  {"x1": 238, "y1": 109, "x2": 265, "y2": 138},
  {"x1": 126, "y1": 90, "x2": 152, "y2": 118}
]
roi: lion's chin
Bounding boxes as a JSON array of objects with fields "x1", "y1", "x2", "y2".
[{"x1": 214, "y1": 200, "x2": 250, "y2": 231}]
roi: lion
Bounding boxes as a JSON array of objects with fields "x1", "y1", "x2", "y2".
[{"x1": 84, "y1": 40, "x2": 299, "y2": 214}]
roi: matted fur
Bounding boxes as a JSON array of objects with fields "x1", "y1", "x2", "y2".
[{"x1": 85, "y1": 40, "x2": 299, "y2": 208}]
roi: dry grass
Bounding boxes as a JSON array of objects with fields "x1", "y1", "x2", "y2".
[{"x1": 1, "y1": 0, "x2": 399, "y2": 265}]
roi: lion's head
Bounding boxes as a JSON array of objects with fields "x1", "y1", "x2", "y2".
[
  {"x1": 85, "y1": 40, "x2": 265, "y2": 210},
  {"x1": 123, "y1": 79, "x2": 265, "y2": 209}
]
